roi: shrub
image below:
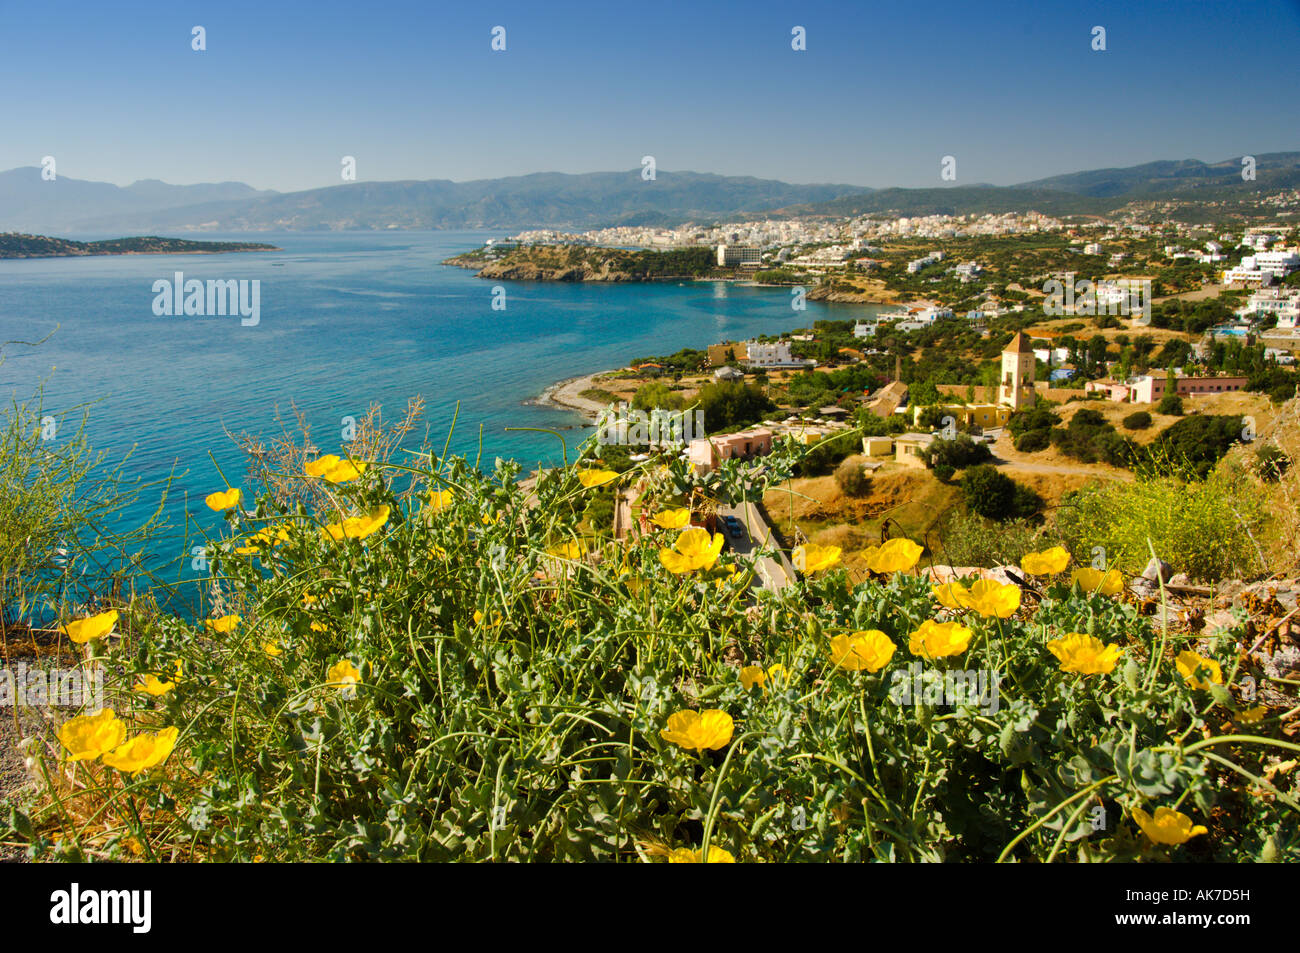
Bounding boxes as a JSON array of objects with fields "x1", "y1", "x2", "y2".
[
  {"x1": 926, "y1": 435, "x2": 992, "y2": 471},
  {"x1": 1014, "y1": 429, "x2": 1051, "y2": 453},
  {"x1": 1256, "y1": 444, "x2": 1291, "y2": 483},
  {"x1": 1157, "y1": 393, "x2": 1184, "y2": 416},
  {"x1": 1055, "y1": 468, "x2": 1267, "y2": 581},
  {"x1": 833, "y1": 458, "x2": 870, "y2": 496},
  {"x1": 932, "y1": 463, "x2": 956, "y2": 483},
  {"x1": 933, "y1": 509, "x2": 1058, "y2": 568},
  {"x1": 960, "y1": 464, "x2": 1044, "y2": 521},
  {"x1": 1008, "y1": 406, "x2": 1061, "y2": 437},
  {"x1": 1122, "y1": 411, "x2": 1152, "y2": 430}
]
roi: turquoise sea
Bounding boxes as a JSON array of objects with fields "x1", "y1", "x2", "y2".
[{"x1": 0, "y1": 230, "x2": 882, "y2": 608}]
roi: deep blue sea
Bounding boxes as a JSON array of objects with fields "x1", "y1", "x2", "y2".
[{"x1": 0, "y1": 231, "x2": 882, "y2": 607}]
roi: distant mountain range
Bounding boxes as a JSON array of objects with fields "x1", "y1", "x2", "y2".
[{"x1": 2, "y1": 153, "x2": 1297, "y2": 234}]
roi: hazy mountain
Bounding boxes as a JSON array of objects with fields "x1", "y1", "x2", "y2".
[
  {"x1": 0, "y1": 169, "x2": 867, "y2": 234},
  {"x1": 2, "y1": 153, "x2": 1296, "y2": 234},
  {"x1": 0, "y1": 167, "x2": 275, "y2": 233},
  {"x1": 776, "y1": 153, "x2": 1300, "y2": 220}
]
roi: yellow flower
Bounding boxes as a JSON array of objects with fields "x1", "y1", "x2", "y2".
[
  {"x1": 863, "y1": 537, "x2": 924, "y2": 574},
  {"x1": 668, "y1": 846, "x2": 736, "y2": 863},
  {"x1": 740, "y1": 665, "x2": 766, "y2": 692},
  {"x1": 304, "y1": 454, "x2": 367, "y2": 483},
  {"x1": 1071, "y1": 567, "x2": 1124, "y2": 596},
  {"x1": 793, "y1": 543, "x2": 842, "y2": 574},
  {"x1": 426, "y1": 489, "x2": 455, "y2": 512},
  {"x1": 322, "y1": 505, "x2": 390, "y2": 542},
  {"x1": 658, "y1": 527, "x2": 724, "y2": 574},
  {"x1": 650, "y1": 508, "x2": 691, "y2": 530},
  {"x1": 102, "y1": 726, "x2": 179, "y2": 775},
  {"x1": 908, "y1": 619, "x2": 974, "y2": 658},
  {"x1": 1020, "y1": 546, "x2": 1071, "y2": 576},
  {"x1": 660, "y1": 709, "x2": 734, "y2": 753},
  {"x1": 932, "y1": 581, "x2": 969, "y2": 609},
  {"x1": 961, "y1": 579, "x2": 1022, "y2": 618},
  {"x1": 234, "y1": 525, "x2": 289, "y2": 555},
  {"x1": 577, "y1": 468, "x2": 617, "y2": 488},
  {"x1": 133, "y1": 673, "x2": 175, "y2": 696},
  {"x1": 326, "y1": 659, "x2": 362, "y2": 693},
  {"x1": 766, "y1": 663, "x2": 789, "y2": 685},
  {"x1": 548, "y1": 540, "x2": 587, "y2": 560},
  {"x1": 1131, "y1": 806, "x2": 1208, "y2": 845},
  {"x1": 1238, "y1": 705, "x2": 1269, "y2": 723},
  {"x1": 57, "y1": 709, "x2": 127, "y2": 762},
  {"x1": 1046, "y1": 632, "x2": 1123, "y2": 675},
  {"x1": 1175, "y1": 650, "x2": 1223, "y2": 690},
  {"x1": 61, "y1": 609, "x2": 119, "y2": 644},
  {"x1": 204, "y1": 487, "x2": 241, "y2": 511},
  {"x1": 263, "y1": 642, "x2": 283, "y2": 658},
  {"x1": 828, "y1": 630, "x2": 897, "y2": 673},
  {"x1": 205, "y1": 614, "x2": 240, "y2": 634},
  {"x1": 473, "y1": 610, "x2": 503, "y2": 628}
]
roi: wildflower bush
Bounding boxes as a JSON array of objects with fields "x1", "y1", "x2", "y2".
[{"x1": 3, "y1": 423, "x2": 1298, "y2": 863}]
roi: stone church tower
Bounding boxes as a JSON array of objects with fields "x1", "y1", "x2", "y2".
[{"x1": 999, "y1": 332, "x2": 1036, "y2": 409}]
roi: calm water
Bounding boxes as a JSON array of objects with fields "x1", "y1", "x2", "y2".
[{"x1": 0, "y1": 231, "x2": 881, "y2": 605}]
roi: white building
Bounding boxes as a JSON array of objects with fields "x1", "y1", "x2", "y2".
[
  {"x1": 1084, "y1": 243, "x2": 1103, "y2": 256},
  {"x1": 742, "y1": 340, "x2": 813, "y2": 368},
  {"x1": 1239, "y1": 287, "x2": 1300, "y2": 329},
  {"x1": 853, "y1": 321, "x2": 877, "y2": 339},
  {"x1": 1224, "y1": 249, "x2": 1300, "y2": 286},
  {"x1": 716, "y1": 244, "x2": 762, "y2": 268}
]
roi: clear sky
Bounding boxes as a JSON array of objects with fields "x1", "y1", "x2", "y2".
[{"x1": 2, "y1": 0, "x2": 1297, "y2": 193}]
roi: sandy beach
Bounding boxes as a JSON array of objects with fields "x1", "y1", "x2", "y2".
[{"x1": 531, "y1": 371, "x2": 618, "y2": 422}]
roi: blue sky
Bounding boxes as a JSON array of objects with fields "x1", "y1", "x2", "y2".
[{"x1": 1, "y1": 0, "x2": 1297, "y2": 192}]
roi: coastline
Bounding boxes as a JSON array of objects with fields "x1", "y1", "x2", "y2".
[{"x1": 530, "y1": 371, "x2": 616, "y2": 422}]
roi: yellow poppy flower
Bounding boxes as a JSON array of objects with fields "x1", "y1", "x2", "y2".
[
  {"x1": 668, "y1": 846, "x2": 736, "y2": 863},
  {"x1": 933, "y1": 581, "x2": 969, "y2": 609},
  {"x1": 426, "y1": 489, "x2": 455, "y2": 512},
  {"x1": 102, "y1": 726, "x2": 179, "y2": 775},
  {"x1": 548, "y1": 540, "x2": 587, "y2": 560},
  {"x1": 650, "y1": 508, "x2": 692, "y2": 530},
  {"x1": 304, "y1": 455, "x2": 367, "y2": 483},
  {"x1": 326, "y1": 659, "x2": 362, "y2": 694},
  {"x1": 767, "y1": 663, "x2": 789, "y2": 685},
  {"x1": 1019, "y1": 546, "x2": 1070, "y2": 576},
  {"x1": 61, "y1": 609, "x2": 119, "y2": 644},
  {"x1": 828, "y1": 630, "x2": 897, "y2": 673},
  {"x1": 205, "y1": 615, "x2": 240, "y2": 634},
  {"x1": 577, "y1": 468, "x2": 617, "y2": 488},
  {"x1": 793, "y1": 543, "x2": 842, "y2": 574},
  {"x1": 1131, "y1": 806, "x2": 1208, "y2": 845},
  {"x1": 1071, "y1": 567, "x2": 1124, "y2": 596},
  {"x1": 57, "y1": 709, "x2": 127, "y2": 762},
  {"x1": 204, "y1": 487, "x2": 241, "y2": 511},
  {"x1": 234, "y1": 525, "x2": 289, "y2": 555},
  {"x1": 862, "y1": 537, "x2": 924, "y2": 574},
  {"x1": 961, "y1": 579, "x2": 1022, "y2": 618},
  {"x1": 740, "y1": 665, "x2": 766, "y2": 692},
  {"x1": 473, "y1": 610, "x2": 503, "y2": 628},
  {"x1": 1175, "y1": 650, "x2": 1223, "y2": 690},
  {"x1": 908, "y1": 619, "x2": 974, "y2": 659},
  {"x1": 1046, "y1": 632, "x2": 1123, "y2": 675},
  {"x1": 1238, "y1": 705, "x2": 1269, "y2": 723},
  {"x1": 133, "y1": 673, "x2": 175, "y2": 696},
  {"x1": 321, "y1": 505, "x2": 390, "y2": 542},
  {"x1": 650, "y1": 504, "x2": 691, "y2": 527},
  {"x1": 660, "y1": 709, "x2": 734, "y2": 753},
  {"x1": 263, "y1": 642, "x2": 283, "y2": 658},
  {"x1": 658, "y1": 527, "x2": 724, "y2": 574}
]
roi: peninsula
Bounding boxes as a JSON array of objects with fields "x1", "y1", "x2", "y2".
[{"x1": 0, "y1": 233, "x2": 280, "y2": 260}]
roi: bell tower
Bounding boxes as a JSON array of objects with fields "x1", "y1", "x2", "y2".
[{"x1": 999, "y1": 332, "x2": 1036, "y2": 409}]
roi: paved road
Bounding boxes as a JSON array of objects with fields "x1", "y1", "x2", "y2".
[{"x1": 717, "y1": 500, "x2": 796, "y2": 593}]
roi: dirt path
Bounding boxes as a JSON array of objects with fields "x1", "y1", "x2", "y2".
[{"x1": 0, "y1": 710, "x2": 30, "y2": 862}]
